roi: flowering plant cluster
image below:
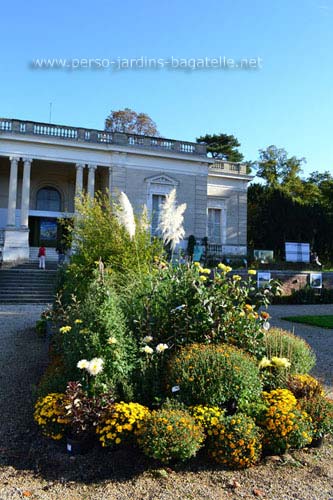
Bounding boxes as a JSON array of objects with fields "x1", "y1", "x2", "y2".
[
  {"x1": 189, "y1": 405, "x2": 224, "y2": 431},
  {"x1": 299, "y1": 395, "x2": 333, "y2": 439},
  {"x1": 77, "y1": 357, "x2": 104, "y2": 376},
  {"x1": 287, "y1": 374, "x2": 324, "y2": 399},
  {"x1": 257, "y1": 389, "x2": 313, "y2": 454},
  {"x1": 206, "y1": 413, "x2": 262, "y2": 469},
  {"x1": 34, "y1": 393, "x2": 70, "y2": 440},
  {"x1": 96, "y1": 402, "x2": 149, "y2": 447},
  {"x1": 136, "y1": 408, "x2": 204, "y2": 464}
]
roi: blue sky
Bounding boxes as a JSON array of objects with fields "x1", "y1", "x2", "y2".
[{"x1": 1, "y1": 0, "x2": 332, "y2": 177}]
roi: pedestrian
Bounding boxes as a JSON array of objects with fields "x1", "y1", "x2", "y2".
[
  {"x1": 38, "y1": 245, "x2": 46, "y2": 269},
  {"x1": 56, "y1": 243, "x2": 65, "y2": 266}
]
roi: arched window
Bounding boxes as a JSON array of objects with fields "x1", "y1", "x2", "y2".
[{"x1": 36, "y1": 187, "x2": 61, "y2": 211}]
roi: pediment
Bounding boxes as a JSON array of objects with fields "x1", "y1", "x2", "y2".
[{"x1": 145, "y1": 173, "x2": 179, "y2": 186}]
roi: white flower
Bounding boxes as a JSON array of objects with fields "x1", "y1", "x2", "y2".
[
  {"x1": 115, "y1": 192, "x2": 136, "y2": 239},
  {"x1": 157, "y1": 189, "x2": 186, "y2": 251},
  {"x1": 107, "y1": 336, "x2": 118, "y2": 345},
  {"x1": 143, "y1": 335, "x2": 153, "y2": 343},
  {"x1": 171, "y1": 304, "x2": 186, "y2": 313},
  {"x1": 142, "y1": 345, "x2": 154, "y2": 354},
  {"x1": 87, "y1": 357, "x2": 104, "y2": 376},
  {"x1": 258, "y1": 357, "x2": 272, "y2": 369},
  {"x1": 263, "y1": 321, "x2": 271, "y2": 331},
  {"x1": 77, "y1": 359, "x2": 89, "y2": 370},
  {"x1": 156, "y1": 343, "x2": 169, "y2": 353}
]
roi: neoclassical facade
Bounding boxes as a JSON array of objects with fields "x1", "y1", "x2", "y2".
[{"x1": 0, "y1": 118, "x2": 251, "y2": 262}]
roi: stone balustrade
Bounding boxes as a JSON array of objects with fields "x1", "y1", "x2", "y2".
[
  {"x1": 0, "y1": 118, "x2": 207, "y2": 157},
  {"x1": 210, "y1": 159, "x2": 248, "y2": 175}
]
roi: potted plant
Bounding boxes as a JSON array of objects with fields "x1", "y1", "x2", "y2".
[{"x1": 64, "y1": 381, "x2": 114, "y2": 454}]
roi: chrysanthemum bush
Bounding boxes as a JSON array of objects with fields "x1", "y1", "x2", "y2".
[
  {"x1": 96, "y1": 402, "x2": 149, "y2": 447},
  {"x1": 256, "y1": 389, "x2": 313, "y2": 454},
  {"x1": 34, "y1": 393, "x2": 70, "y2": 440},
  {"x1": 206, "y1": 413, "x2": 262, "y2": 469},
  {"x1": 190, "y1": 405, "x2": 225, "y2": 431},
  {"x1": 167, "y1": 343, "x2": 262, "y2": 409},
  {"x1": 136, "y1": 408, "x2": 205, "y2": 464},
  {"x1": 287, "y1": 374, "x2": 324, "y2": 399}
]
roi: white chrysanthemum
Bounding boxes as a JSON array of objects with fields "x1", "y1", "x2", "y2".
[
  {"x1": 156, "y1": 343, "x2": 169, "y2": 353},
  {"x1": 107, "y1": 336, "x2": 118, "y2": 345},
  {"x1": 116, "y1": 192, "x2": 136, "y2": 239},
  {"x1": 142, "y1": 345, "x2": 154, "y2": 354},
  {"x1": 258, "y1": 357, "x2": 272, "y2": 369},
  {"x1": 143, "y1": 335, "x2": 153, "y2": 343},
  {"x1": 87, "y1": 357, "x2": 104, "y2": 376},
  {"x1": 157, "y1": 189, "x2": 186, "y2": 251},
  {"x1": 77, "y1": 359, "x2": 89, "y2": 370}
]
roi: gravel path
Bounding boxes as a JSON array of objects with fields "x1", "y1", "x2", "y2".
[
  {"x1": 268, "y1": 304, "x2": 333, "y2": 393},
  {"x1": 0, "y1": 304, "x2": 332, "y2": 500}
]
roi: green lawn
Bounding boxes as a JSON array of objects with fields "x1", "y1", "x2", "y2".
[{"x1": 282, "y1": 315, "x2": 333, "y2": 329}]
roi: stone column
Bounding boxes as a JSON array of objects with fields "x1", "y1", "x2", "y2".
[
  {"x1": 75, "y1": 163, "x2": 84, "y2": 196},
  {"x1": 7, "y1": 156, "x2": 19, "y2": 226},
  {"x1": 20, "y1": 157, "x2": 32, "y2": 228},
  {"x1": 87, "y1": 164, "x2": 97, "y2": 198},
  {"x1": 108, "y1": 166, "x2": 112, "y2": 200}
]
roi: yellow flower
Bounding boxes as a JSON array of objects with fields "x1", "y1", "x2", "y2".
[
  {"x1": 74, "y1": 319, "x2": 83, "y2": 324},
  {"x1": 271, "y1": 356, "x2": 291, "y2": 369},
  {"x1": 199, "y1": 275, "x2": 207, "y2": 282},
  {"x1": 59, "y1": 325, "x2": 72, "y2": 334},
  {"x1": 248, "y1": 269, "x2": 257, "y2": 275},
  {"x1": 218, "y1": 263, "x2": 232, "y2": 273},
  {"x1": 258, "y1": 357, "x2": 272, "y2": 369},
  {"x1": 232, "y1": 275, "x2": 241, "y2": 281}
]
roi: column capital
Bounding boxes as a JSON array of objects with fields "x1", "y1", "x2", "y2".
[
  {"x1": 9, "y1": 156, "x2": 20, "y2": 164},
  {"x1": 22, "y1": 157, "x2": 33, "y2": 165},
  {"x1": 87, "y1": 163, "x2": 98, "y2": 171},
  {"x1": 75, "y1": 163, "x2": 85, "y2": 170}
]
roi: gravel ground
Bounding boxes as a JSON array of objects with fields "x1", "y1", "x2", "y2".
[{"x1": 0, "y1": 304, "x2": 333, "y2": 500}]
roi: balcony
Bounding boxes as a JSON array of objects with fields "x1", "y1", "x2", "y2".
[{"x1": 0, "y1": 118, "x2": 207, "y2": 157}]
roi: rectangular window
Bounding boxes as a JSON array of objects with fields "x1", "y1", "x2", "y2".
[
  {"x1": 151, "y1": 194, "x2": 166, "y2": 235},
  {"x1": 208, "y1": 208, "x2": 222, "y2": 243}
]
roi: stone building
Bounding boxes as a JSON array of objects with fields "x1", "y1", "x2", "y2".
[{"x1": 0, "y1": 118, "x2": 251, "y2": 263}]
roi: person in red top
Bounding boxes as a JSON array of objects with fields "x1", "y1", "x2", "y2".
[{"x1": 38, "y1": 246, "x2": 46, "y2": 269}]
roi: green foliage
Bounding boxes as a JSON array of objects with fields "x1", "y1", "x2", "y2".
[
  {"x1": 196, "y1": 133, "x2": 244, "y2": 162},
  {"x1": 167, "y1": 343, "x2": 262, "y2": 409},
  {"x1": 206, "y1": 413, "x2": 262, "y2": 469},
  {"x1": 282, "y1": 314, "x2": 333, "y2": 329},
  {"x1": 137, "y1": 408, "x2": 204, "y2": 464},
  {"x1": 264, "y1": 327, "x2": 316, "y2": 375},
  {"x1": 274, "y1": 287, "x2": 333, "y2": 305},
  {"x1": 59, "y1": 277, "x2": 137, "y2": 399},
  {"x1": 123, "y1": 262, "x2": 269, "y2": 360}
]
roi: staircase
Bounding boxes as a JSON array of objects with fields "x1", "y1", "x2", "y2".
[
  {"x1": 0, "y1": 263, "x2": 58, "y2": 304},
  {"x1": 29, "y1": 247, "x2": 59, "y2": 262}
]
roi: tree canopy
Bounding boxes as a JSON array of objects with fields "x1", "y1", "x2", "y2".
[
  {"x1": 196, "y1": 133, "x2": 244, "y2": 162},
  {"x1": 105, "y1": 108, "x2": 159, "y2": 136}
]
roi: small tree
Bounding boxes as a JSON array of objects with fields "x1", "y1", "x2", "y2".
[
  {"x1": 196, "y1": 133, "x2": 244, "y2": 162},
  {"x1": 105, "y1": 108, "x2": 159, "y2": 136}
]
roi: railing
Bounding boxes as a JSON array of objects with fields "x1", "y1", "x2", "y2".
[
  {"x1": 210, "y1": 160, "x2": 248, "y2": 175},
  {"x1": 0, "y1": 118, "x2": 207, "y2": 156}
]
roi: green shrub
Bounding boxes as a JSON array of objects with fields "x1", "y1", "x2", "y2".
[
  {"x1": 137, "y1": 408, "x2": 204, "y2": 464},
  {"x1": 207, "y1": 413, "x2": 262, "y2": 469},
  {"x1": 59, "y1": 278, "x2": 137, "y2": 398},
  {"x1": 264, "y1": 327, "x2": 316, "y2": 375},
  {"x1": 167, "y1": 343, "x2": 262, "y2": 409}
]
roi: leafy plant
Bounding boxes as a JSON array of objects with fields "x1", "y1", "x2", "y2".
[
  {"x1": 299, "y1": 395, "x2": 333, "y2": 439},
  {"x1": 137, "y1": 408, "x2": 204, "y2": 464}
]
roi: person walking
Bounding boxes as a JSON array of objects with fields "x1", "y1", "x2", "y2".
[{"x1": 38, "y1": 245, "x2": 46, "y2": 269}]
